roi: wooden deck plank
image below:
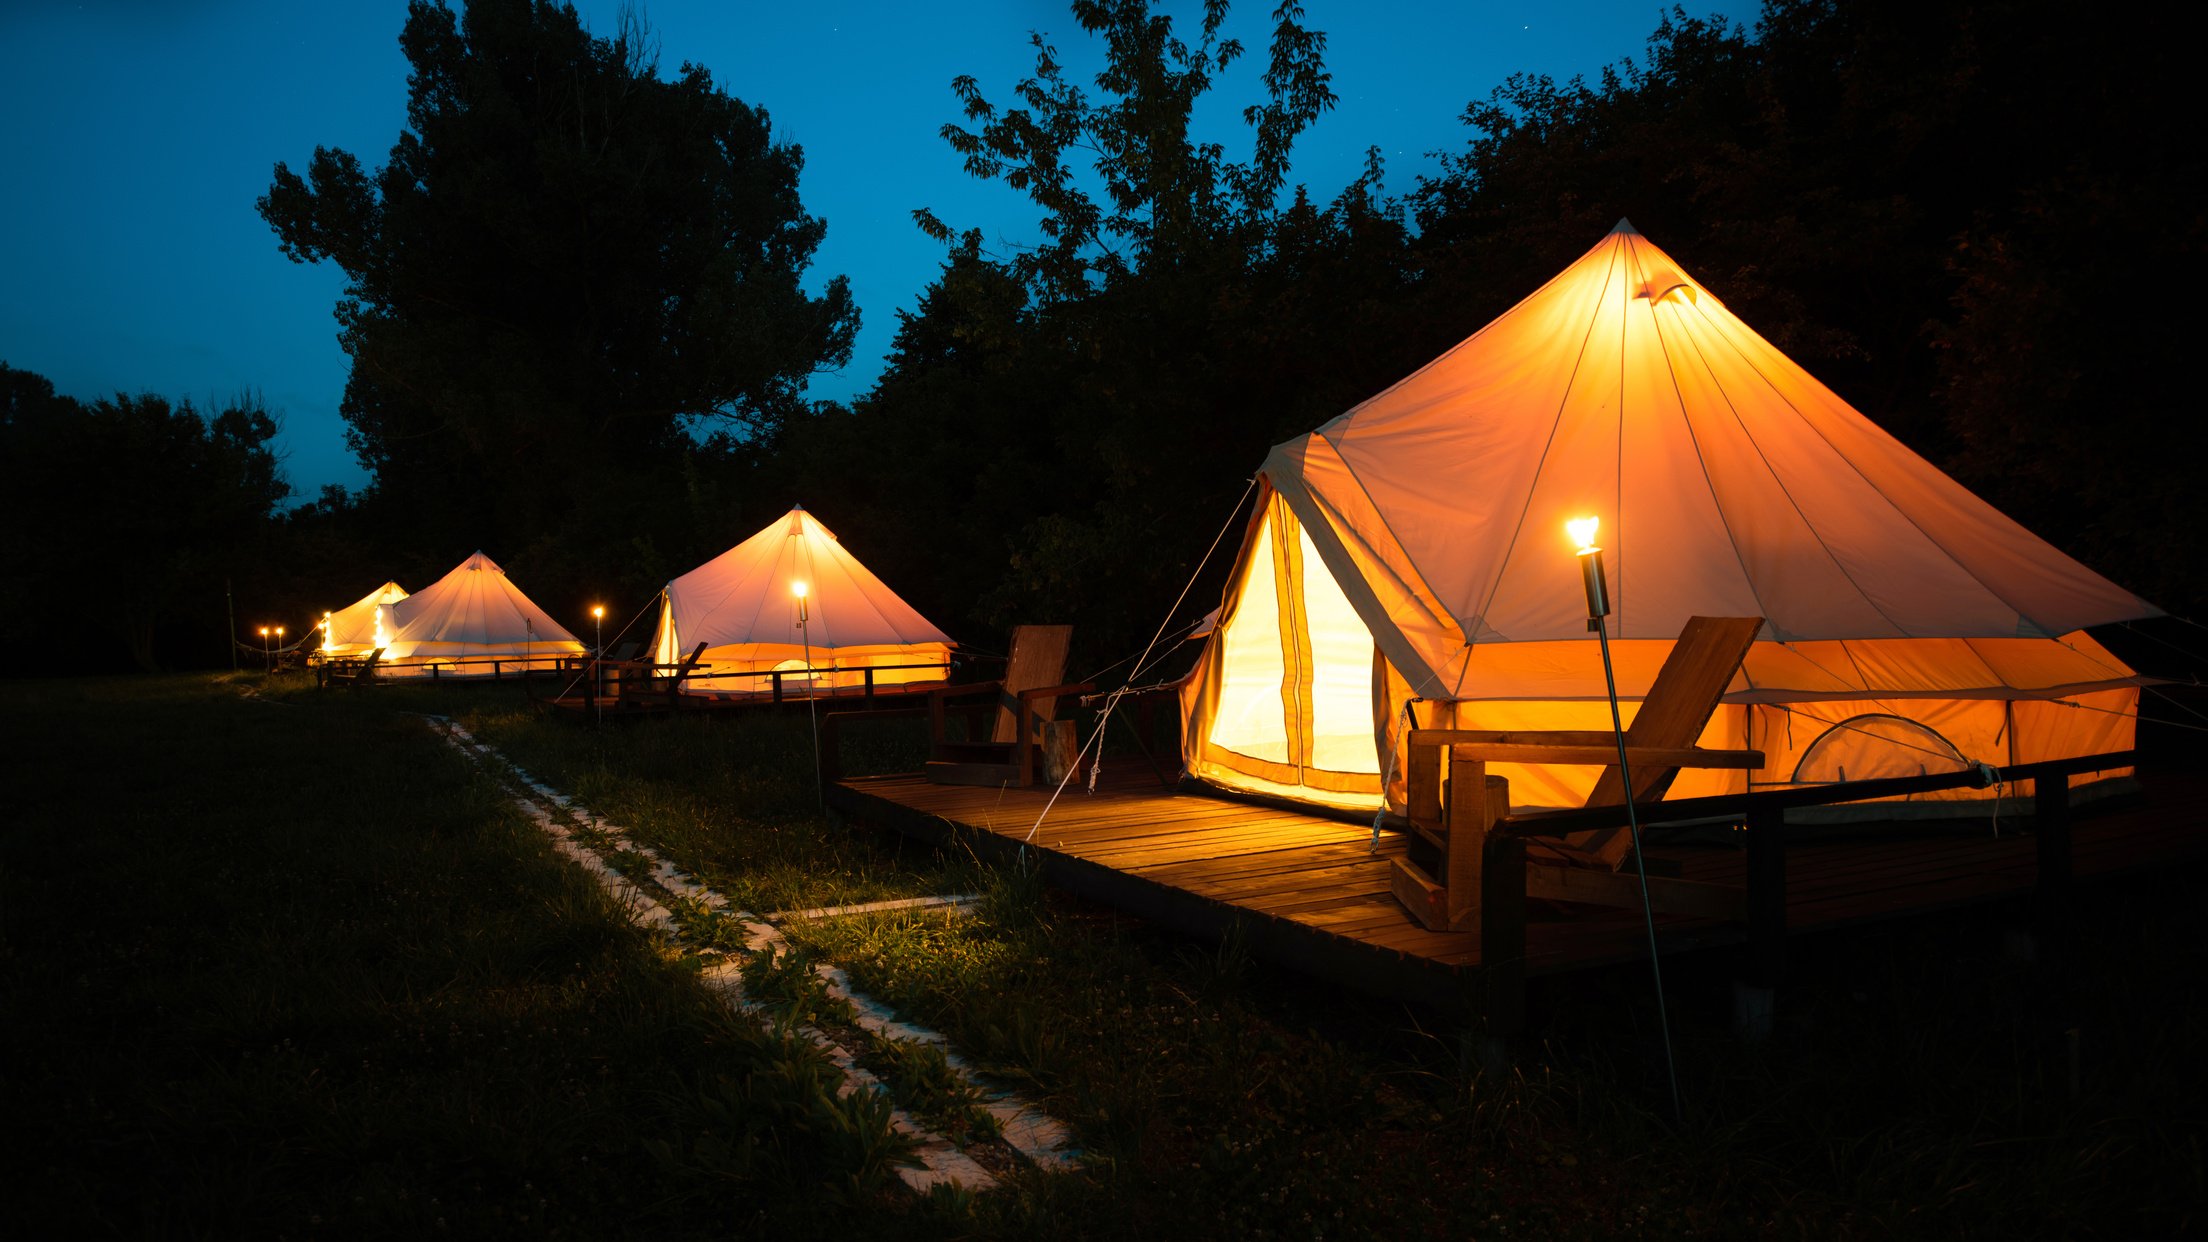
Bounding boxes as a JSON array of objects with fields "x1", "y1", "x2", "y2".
[{"x1": 828, "y1": 761, "x2": 2206, "y2": 1010}]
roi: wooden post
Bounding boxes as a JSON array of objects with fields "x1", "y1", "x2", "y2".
[
  {"x1": 1408, "y1": 738, "x2": 1443, "y2": 833},
  {"x1": 1017, "y1": 695, "x2": 1037, "y2": 786},
  {"x1": 1041, "y1": 719, "x2": 1080, "y2": 785},
  {"x1": 1737, "y1": 803, "x2": 1786, "y2": 1040},
  {"x1": 820, "y1": 714, "x2": 844, "y2": 784},
  {"x1": 863, "y1": 667, "x2": 876, "y2": 706},
  {"x1": 772, "y1": 671, "x2": 784, "y2": 704},
  {"x1": 1480, "y1": 801, "x2": 1527, "y2": 1039},
  {"x1": 1389, "y1": 747, "x2": 1509, "y2": 932},
  {"x1": 1443, "y1": 748, "x2": 1498, "y2": 925},
  {"x1": 2034, "y1": 774, "x2": 2074, "y2": 962}
]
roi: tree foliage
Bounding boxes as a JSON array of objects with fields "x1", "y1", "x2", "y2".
[
  {"x1": 1405, "y1": 0, "x2": 2204, "y2": 613},
  {"x1": 0, "y1": 366, "x2": 286, "y2": 670},
  {"x1": 259, "y1": 0, "x2": 856, "y2": 597},
  {"x1": 20, "y1": 0, "x2": 2195, "y2": 674},
  {"x1": 791, "y1": 1, "x2": 1422, "y2": 663}
]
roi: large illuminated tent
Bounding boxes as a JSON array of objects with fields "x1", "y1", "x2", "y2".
[
  {"x1": 650, "y1": 506, "x2": 953, "y2": 694},
  {"x1": 1182, "y1": 221, "x2": 2159, "y2": 815},
  {"x1": 316, "y1": 581, "x2": 409, "y2": 657},
  {"x1": 380, "y1": 551, "x2": 584, "y2": 677}
]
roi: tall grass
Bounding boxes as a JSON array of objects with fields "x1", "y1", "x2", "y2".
[
  {"x1": 455, "y1": 692, "x2": 2206, "y2": 1239},
  {"x1": 11, "y1": 675, "x2": 2199, "y2": 1238},
  {"x1": 0, "y1": 674, "x2": 943, "y2": 1237}
]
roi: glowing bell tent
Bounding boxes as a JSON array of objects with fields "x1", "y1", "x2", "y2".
[
  {"x1": 650, "y1": 506, "x2": 954, "y2": 695},
  {"x1": 317, "y1": 580, "x2": 408, "y2": 657},
  {"x1": 379, "y1": 551, "x2": 585, "y2": 677},
  {"x1": 1180, "y1": 221, "x2": 2159, "y2": 816}
]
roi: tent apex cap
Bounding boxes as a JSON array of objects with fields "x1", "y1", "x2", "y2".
[
  {"x1": 789, "y1": 503, "x2": 805, "y2": 511},
  {"x1": 1612, "y1": 217, "x2": 1638, "y2": 234}
]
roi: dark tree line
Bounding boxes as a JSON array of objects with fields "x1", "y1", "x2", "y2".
[
  {"x1": 255, "y1": 0, "x2": 856, "y2": 626},
  {"x1": 11, "y1": 0, "x2": 2199, "y2": 673},
  {"x1": 0, "y1": 366, "x2": 286, "y2": 671},
  {"x1": 779, "y1": 0, "x2": 2206, "y2": 664}
]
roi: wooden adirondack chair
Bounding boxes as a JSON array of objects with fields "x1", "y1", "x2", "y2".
[
  {"x1": 1391, "y1": 616, "x2": 1766, "y2": 932},
  {"x1": 614, "y1": 641, "x2": 705, "y2": 711},
  {"x1": 583, "y1": 641, "x2": 639, "y2": 702},
  {"x1": 323, "y1": 647, "x2": 385, "y2": 690},
  {"x1": 923, "y1": 625, "x2": 1093, "y2": 787}
]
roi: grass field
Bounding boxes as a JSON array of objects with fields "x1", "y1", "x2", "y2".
[{"x1": 4, "y1": 673, "x2": 2202, "y2": 1238}]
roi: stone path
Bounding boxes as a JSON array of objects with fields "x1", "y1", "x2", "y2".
[{"x1": 425, "y1": 716, "x2": 1080, "y2": 1192}]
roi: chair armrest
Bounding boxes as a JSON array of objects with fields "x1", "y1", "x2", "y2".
[
  {"x1": 926, "y1": 680, "x2": 1004, "y2": 745},
  {"x1": 929, "y1": 679, "x2": 1007, "y2": 701},
  {"x1": 1017, "y1": 681, "x2": 1095, "y2": 702}
]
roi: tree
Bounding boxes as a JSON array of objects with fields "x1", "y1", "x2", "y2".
[
  {"x1": 1407, "y1": 0, "x2": 2204, "y2": 615},
  {"x1": 0, "y1": 366, "x2": 287, "y2": 670},
  {"x1": 258, "y1": 0, "x2": 857, "y2": 589},
  {"x1": 783, "y1": 0, "x2": 1429, "y2": 662},
  {"x1": 920, "y1": 0, "x2": 1336, "y2": 301}
]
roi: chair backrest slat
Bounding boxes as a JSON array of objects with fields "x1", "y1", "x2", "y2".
[{"x1": 992, "y1": 625, "x2": 1074, "y2": 744}]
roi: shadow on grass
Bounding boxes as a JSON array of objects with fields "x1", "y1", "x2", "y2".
[
  {"x1": 20, "y1": 671, "x2": 2200, "y2": 1239},
  {"x1": 0, "y1": 673, "x2": 949, "y2": 1237}
]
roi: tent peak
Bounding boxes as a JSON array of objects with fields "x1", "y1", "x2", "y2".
[{"x1": 1612, "y1": 217, "x2": 1639, "y2": 235}]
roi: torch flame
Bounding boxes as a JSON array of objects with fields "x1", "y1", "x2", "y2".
[{"x1": 1567, "y1": 516, "x2": 1601, "y2": 553}]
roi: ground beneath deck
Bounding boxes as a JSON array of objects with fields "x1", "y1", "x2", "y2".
[{"x1": 829, "y1": 761, "x2": 2208, "y2": 1011}]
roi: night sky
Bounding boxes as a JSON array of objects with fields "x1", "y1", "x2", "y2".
[{"x1": 0, "y1": 1, "x2": 1750, "y2": 503}]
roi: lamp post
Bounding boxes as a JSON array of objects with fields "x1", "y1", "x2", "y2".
[
  {"x1": 794, "y1": 580, "x2": 822, "y2": 813},
  {"x1": 1571, "y1": 515, "x2": 1683, "y2": 1125},
  {"x1": 591, "y1": 605, "x2": 606, "y2": 726},
  {"x1": 274, "y1": 626, "x2": 284, "y2": 673},
  {"x1": 259, "y1": 626, "x2": 272, "y2": 672}
]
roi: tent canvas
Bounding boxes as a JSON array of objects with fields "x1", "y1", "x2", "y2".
[
  {"x1": 1182, "y1": 221, "x2": 2157, "y2": 815},
  {"x1": 650, "y1": 506, "x2": 953, "y2": 695},
  {"x1": 318, "y1": 580, "x2": 408, "y2": 657},
  {"x1": 380, "y1": 551, "x2": 584, "y2": 677}
]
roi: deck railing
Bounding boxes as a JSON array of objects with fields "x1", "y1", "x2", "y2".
[
  {"x1": 682, "y1": 660, "x2": 954, "y2": 704},
  {"x1": 578, "y1": 657, "x2": 960, "y2": 709},
  {"x1": 313, "y1": 650, "x2": 588, "y2": 684},
  {"x1": 1460, "y1": 747, "x2": 2137, "y2": 1034}
]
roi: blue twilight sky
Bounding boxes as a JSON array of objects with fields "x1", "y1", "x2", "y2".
[{"x1": 0, "y1": 1, "x2": 1751, "y2": 503}]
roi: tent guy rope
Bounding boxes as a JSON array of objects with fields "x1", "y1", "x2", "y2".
[{"x1": 1022, "y1": 479, "x2": 1257, "y2": 841}]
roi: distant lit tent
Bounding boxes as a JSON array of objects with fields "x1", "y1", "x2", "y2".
[
  {"x1": 380, "y1": 552, "x2": 584, "y2": 677},
  {"x1": 1181, "y1": 221, "x2": 2158, "y2": 815},
  {"x1": 651, "y1": 506, "x2": 953, "y2": 695},
  {"x1": 317, "y1": 581, "x2": 409, "y2": 657}
]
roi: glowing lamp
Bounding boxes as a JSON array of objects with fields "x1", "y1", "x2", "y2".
[
  {"x1": 590, "y1": 605, "x2": 604, "y2": 619},
  {"x1": 1568, "y1": 515, "x2": 1609, "y2": 621},
  {"x1": 790, "y1": 580, "x2": 808, "y2": 600}
]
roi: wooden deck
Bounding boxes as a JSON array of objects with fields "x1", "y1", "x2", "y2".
[
  {"x1": 545, "y1": 679, "x2": 945, "y2": 719},
  {"x1": 828, "y1": 761, "x2": 2208, "y2": 1014}
]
